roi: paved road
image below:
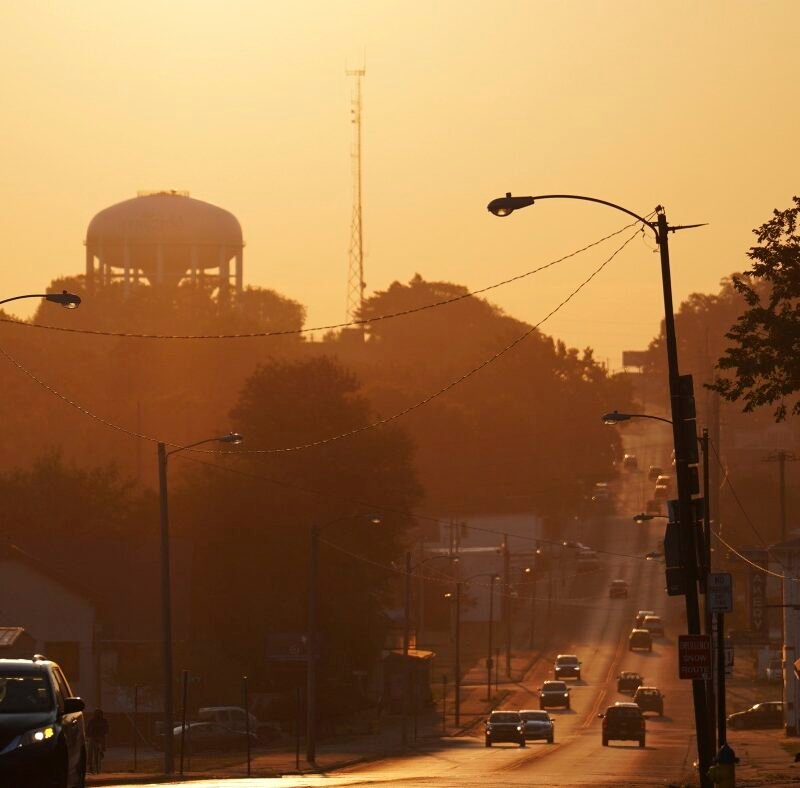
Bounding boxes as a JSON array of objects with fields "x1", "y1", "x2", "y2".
[{"x1": 108, "y1": 468, "x2": 703, "y2": 786}]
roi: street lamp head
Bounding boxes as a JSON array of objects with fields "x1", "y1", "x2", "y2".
[
  {"x1": 218, "y1": 432, "x2": 244, "y2": 445},
  {"x1": 633, "y1": 513, "x2": 654, "y2": 524},
  {"x1": 487, "y1": 193, "x2": 535, "y2": 217},
  {"x1": 602, "y1": 410, "x2": 631, "y2": 425},
  {"x1": 45, "y1": 290, "x2": 81, "y2": 309},
  {"x1": 368, "y1": 516, "x2": 382, "y2": 525}
]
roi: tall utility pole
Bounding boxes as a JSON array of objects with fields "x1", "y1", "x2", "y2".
[
  {"x1": 502, "y1": 534, "x2": 511, "y2": 677},
  {"x1": 766, "y1": 451, "x2": 797, "y2": 544},
  {"x1": 345, "y1": 67, "x2": 366, "y2": 326},
  {"x1": 766, "y1": 450, "x2": 798, "y2": 735}
]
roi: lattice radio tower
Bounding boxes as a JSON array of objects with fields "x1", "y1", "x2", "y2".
[{"x1": 345, "y1": 67, "x2": 366, "y2": 325}]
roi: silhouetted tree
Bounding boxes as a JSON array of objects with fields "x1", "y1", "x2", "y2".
[
  {"x1": 711, "y1": 196, "x2": 800, "y2": 421},
  {"x1": 173, "y1": 356, "x2": 421, "y2": 702}
]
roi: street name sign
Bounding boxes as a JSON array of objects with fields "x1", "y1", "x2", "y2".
[
  {"x1": 678, "y1": 634, "x2": 712, "y2": 680},
  {"x1": 708, "y1": 572, "x2": 733, "y2": 613},
  {"x1": 725, "y1": 644, "x2": 734, "y2": 677}
]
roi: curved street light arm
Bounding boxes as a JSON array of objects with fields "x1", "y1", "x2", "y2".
[
  {"x1": 0, "y1": 291, "x2": 82, "y2": 308},
  {"x1": 526, "y1": 195, "x2": 656, "y2": 233},
  {"x1": 412, "y1": 553, "x2": 459, "y2": 572},
  {"x1": 606, "y1": 412, "x2": 673, "y2": 425},
  {"x1": 166, "y1": 432, "x2": 243, "y2": 459}
]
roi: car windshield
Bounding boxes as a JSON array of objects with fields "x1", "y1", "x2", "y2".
[
  {"x1": 557, "y1": 656, "x2": 578, "y2": 664},
  {"x1": 0, "y1": 672, "x2": 53, "y2": 714},
  {"x1": 609, "y1": 707, "x2": 641, "y2": 718},
  {"x1": 637, "y1": 689, "x2": 657, "y2": 696},
  {"x1": 490, "y1": 712, "x2": 520, "y2": 722},
  {"x1": 521, "y1": 711, "x2": 549, "y2": 721},
  {"x1": 544, "y1": 682, "x2": 567, "y2": 691}
]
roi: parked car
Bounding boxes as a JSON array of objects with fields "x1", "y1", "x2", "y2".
[
  {"x1": 623, "y1": 454, "x2": 638, "y2": 470},
  {"x1": 158, "y1": 721, "x2": 259, "y2": 753},
  {"x1": 633, "y1": 686, "x2": 665, "y2": 716},
  {"x1": 198, "y1": 705, "x2": 259, "y2": 733},
  {"x1": 648, "y1": 465, "x2": 663, "y2": 482},
  {"x1": 484, "y1": 710, "x2": 525, "y2": 747},
  {"x1": 0, "y1": 656, "x2": 86, "y2": 787},
  {"x1": 609, "y1": 579, "x2": 629, "y2": 599},
  {"x1": 727, "y1": 701, "x2": 784, "y2": 730},
  {"x1": 617, "y1": 671, "x2": 644, "y2": 694},
  {"x1": 654, "y1": 474, "x2": 672, "y2": 488},
  {"x1": 766, "y1": 658, "x2": 782, "y2": 683},
  {"x1": 539, "y1": 680, "x2": 571, "y2": 710},
  {"x1": 629, "y1": 629, "x2": 653, "y2": 652},
  {"x1": 599, "y1": 702, "x2": 646, "y2": 747},
  {"x1": 554, "y1": 654, "x2": 581, "y2": 680},
  {"x1": 641, "y1": 615, "x2": 665, "y2": 637},
  {"x1": 519, "y1": 709, "x2": 554, "y2": 743}
]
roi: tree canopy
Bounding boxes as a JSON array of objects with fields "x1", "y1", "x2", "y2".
[{"x1": 711, "y1": 196, "x2": 800, "y2": 421}]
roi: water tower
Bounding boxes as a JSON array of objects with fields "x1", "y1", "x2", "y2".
[{"x1": 85, "y1": 191, "x2": 243, "y2": 296}]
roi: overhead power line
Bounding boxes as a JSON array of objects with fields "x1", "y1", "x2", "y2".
[
  {"x1": 0, "y1": 225, "x2": 635, "y2": 341},
  {"x1": 0, "y1": 228, "x2": 641, "y2": 455}
]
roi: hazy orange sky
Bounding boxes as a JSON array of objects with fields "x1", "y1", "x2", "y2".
[{"x1": 3, "y1": 1, "x2": 798, "y2": 366}]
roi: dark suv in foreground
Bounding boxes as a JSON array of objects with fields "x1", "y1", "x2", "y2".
[
  {"x1": 0, "y1": 657, "x2": 86, "y2": 787},
  {"x1": 599, "y1": 702, "x2": 646, "y2": 747},
  {"x1": 484, "y1": 711, "x2": 525, "y2": 747}
]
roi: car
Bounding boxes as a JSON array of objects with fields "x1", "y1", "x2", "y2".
[
  {"x1": 519, "y1": 709, "x2": 554, "y2": 743},
  {"x1": 484, "y1": 710, "x2": 525, "y2": 747},
  {"x1": 623, "y1": 454, "x2": 638, "y2": 470},
  {"x1": 766, "y1": 658, "x2": 782, "y2": 682},
  {"x1": 629, "y1": 629, "x2": 653, "y2": 652},
  {"x1": 634, "y1": 610, "x2": 655, "y2": 628},
  {"x1": 539, "y1": 681, "x2": 570, "y2": 710},
  {"x1": 653, "y1": 483, "x2": 669, "y2": 500},
  {"x1": 655, "y1": 474, "x2": 672, "y2": 487},
  {"x1": 633, "y1": 686, "x2": 665, "y2": 716},
  {"x1": 599, "y1": 702, "x2": 646, "y2": 747},
  {"x1": 0, "y1": 655, "x2": 87, "y2": 788},
  {"x1": 641, "y1": 615, "x2": 665, "y2": 637},
  {"x1": 198, "y1": 705, "x2": 259, "y2": 733},
  {"x1": 617, "y1": 671, "x2": 643, "y2": 694},
  {"x1": 645, "y1": 499, "x2": 661, "y2": 515},
  {"x1": 727, "y1": 701, "x2": 784, "y2": 730},
  {"x1": 158, "y1": 721, "x2": 259, "y2": 753},
  {"x1": 554, "y1": 654, "x2": 582, "y2": 680},
  {"x1": 647, "y1": 465, "x2": 663, "y2": 482},
  {"x1": 609, "y1": 579, "x2": 629, "y2": 599}
]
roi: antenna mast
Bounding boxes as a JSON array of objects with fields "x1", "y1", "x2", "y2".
[{"x1": 345, "y1": 67, "x2": 366, "y2": 326}]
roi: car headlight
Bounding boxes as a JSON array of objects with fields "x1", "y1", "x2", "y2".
[
  {"x1": 20, "y1": 726, "x2": 55, "y2": 746},
  {"x1": 563, "y1": 693, "x2": 569, "y2": 697}
]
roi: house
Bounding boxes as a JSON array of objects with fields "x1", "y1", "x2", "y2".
[{"x1": 0, "y1": 543, "x2": 99, "y2": 704}]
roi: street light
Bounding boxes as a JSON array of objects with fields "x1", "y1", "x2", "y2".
[
  {"x1": 402, "y1": 552, "x2": 459, "y2": 746},
  {"x1": 460, "y1": 572, "x2": 501, "y2": 703},
  {"x1": 306, "y1": 513, "x2": 381, "y2": 763},
  {"x1": 602, "y1": 410, "x2": 673, "y2": 425},
  {"x1": 0, "y1": 290, "x2": 82, "y2": 309},
  {"x1": 488, "y1": 191, "x2": 714, "y2": 785},
  {"x1": 157, "y1": 431, "x2": 243, "y2": 774}
]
